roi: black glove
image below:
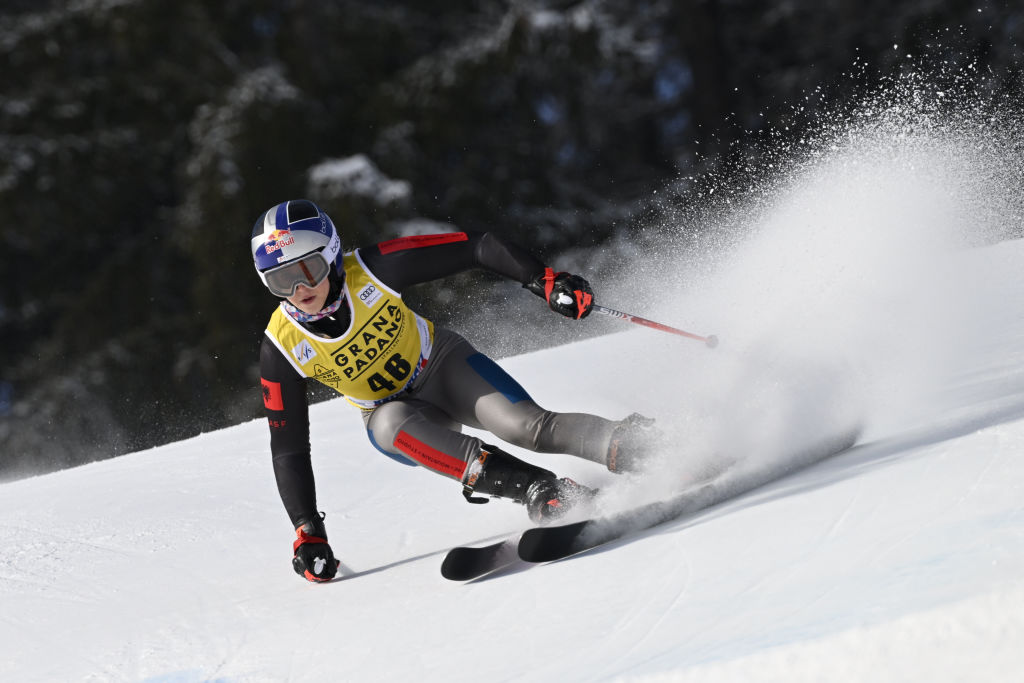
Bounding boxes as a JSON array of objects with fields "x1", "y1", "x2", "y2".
[
  {"x1": 292, "y1": 515, "x2": 339, "y2": 583},
  {"x1": 526, "y1": 267, "x2": 594, "y2": 319}
]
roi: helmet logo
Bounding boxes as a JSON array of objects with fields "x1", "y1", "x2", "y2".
[{"x1": 264, "y1": 229, "x2": 295, "y2": 253}]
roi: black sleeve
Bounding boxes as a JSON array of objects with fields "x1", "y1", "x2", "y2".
[
  {"x1": 260, "y1": 335, "x2": 318, "y2": 528},
  {"x1": 358, "y1": 230, "x2": 546, "y2": 292}
]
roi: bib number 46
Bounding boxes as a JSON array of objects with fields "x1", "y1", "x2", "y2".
[{"x1": 367, "y1": 353, "x2": 413, "y2": 393}]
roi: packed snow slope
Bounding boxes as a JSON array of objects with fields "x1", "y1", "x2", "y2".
[
  {"x1": 5, "y1": 87, "x2": 1024, "y2": 681},
  {"x1": 1, "y1": 230, "x2": 1023, "y2": 682}
]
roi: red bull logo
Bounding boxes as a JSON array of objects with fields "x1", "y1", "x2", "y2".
[{"x1": 264, "y1": 229, "x2": 295, "y2": 253}]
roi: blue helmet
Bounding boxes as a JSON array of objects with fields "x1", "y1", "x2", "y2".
[{"x1": 250, "y1": 199, "x2": 342, "y2": 297}]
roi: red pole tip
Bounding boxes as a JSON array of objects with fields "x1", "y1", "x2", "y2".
[{"x1": 706, "y1": 335, "x2": 719, "y2": 348}]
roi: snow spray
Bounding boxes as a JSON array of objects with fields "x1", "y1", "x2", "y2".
[{"x1": 618, "y1": 62, "x2": 1024, "y2": 493}]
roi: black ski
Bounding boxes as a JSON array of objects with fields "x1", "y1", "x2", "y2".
[
  {"x1": 443, "y1": 428, "x2": 861, "y2": 575},
  {"x1": 517, "y1": 482, "x2": 717, "y2": 562},
  {"x1": 518, "y1": 428, "x2": 862, "y2": 564},
  {"x1": 440, "y1": 537, "x2": 520, "y2": 581}
]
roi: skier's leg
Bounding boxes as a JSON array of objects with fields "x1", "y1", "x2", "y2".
[
  {"x1": 363, "y1": 398, "x2": 586, "y2": 521},
  {"x1": 414, "y1": 328, "x2": 620, "y2": 465},
  {"x1": 363, "y1": 398, "x2": 477, "y2": 479}
]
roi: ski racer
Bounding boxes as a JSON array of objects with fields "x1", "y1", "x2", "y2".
[{"x1": 252, "y1": 199, "x2": 658, "y2": 582}]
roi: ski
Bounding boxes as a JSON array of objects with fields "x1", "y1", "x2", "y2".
[
  {"x1": 440, "y1": 537, "x2": 520, "y2": 581},
  {"x1": 518, "y1": 428, "x2": 862, "y2": 564},
  {"x1": 517, "y1": 482, "x2": 717, "y2": 563},
  {"x1": 443, "y1": 428, "x2": 861, "y2": 576},
  {"x1": 441, "y1": 485, "x2": 602, "y2": 581}
]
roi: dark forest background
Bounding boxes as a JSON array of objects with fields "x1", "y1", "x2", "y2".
[{"x1": 1, "y1": 0, "x2": 1022, "y2": 479}]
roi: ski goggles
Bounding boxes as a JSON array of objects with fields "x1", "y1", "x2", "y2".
[{"x1": 259, "y1": 251, "x2": 332, "y2": 298}]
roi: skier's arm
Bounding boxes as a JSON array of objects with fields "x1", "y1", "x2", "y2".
[
  {"x1": 359, "y1": 230, "x2": 544, "y2": 289},
  {"x1": 360, "y1": 230, "x2": 594, "y2": 318},
  {"x1": 260, "y1": 337, "x2": 340, "y2": 583},
  {"x1": 259, "y1": 336, "x2": 317, "y2": 527}
]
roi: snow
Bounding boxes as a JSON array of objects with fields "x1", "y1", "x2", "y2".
[
  {"x1": 2, "y1": 233, "x2": 1024, "y2": 681},
  {"x1": 4, "y1": 107, "x2": 1024, "y2": 680}
]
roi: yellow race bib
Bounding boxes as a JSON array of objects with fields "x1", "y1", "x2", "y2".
[{"x1": 264, "y1": 251, "x2": 434, "y2": 408}]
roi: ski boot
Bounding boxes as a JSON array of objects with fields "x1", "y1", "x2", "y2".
[
  {"x1": 462, "y1": 445, "x2": 596, "y2": 523},
  {"x1": 605, "y1": 413, "x2": 663, "y2": 473},
  {"x1": 523, "y1": 476, "x2": 596, "y2": 523}
]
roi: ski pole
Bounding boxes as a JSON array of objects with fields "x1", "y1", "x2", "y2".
[{"x1": 592, "y1": 304, "x2": 719, "y2": 348}]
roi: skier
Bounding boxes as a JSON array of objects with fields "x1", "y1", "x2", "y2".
[{"x1": 252, "y1": 199, "x2": 658, "y2": 582}]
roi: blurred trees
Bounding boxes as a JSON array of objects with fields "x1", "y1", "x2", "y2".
[{"x1": 1, "y1": 0, "x2": 1021, "y2": 477}]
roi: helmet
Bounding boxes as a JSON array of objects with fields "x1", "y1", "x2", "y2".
[{"x1": 250, "y1": 199, "x2": 342, "y2": 298}]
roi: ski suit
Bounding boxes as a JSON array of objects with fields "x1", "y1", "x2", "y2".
[{"x1": 260, "y1": 231, "x2": 618, "y2": 526}]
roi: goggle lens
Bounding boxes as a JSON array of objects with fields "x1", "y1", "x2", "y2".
[{"x1": 263, "y1": 253, "x2": 331, "y2": 297}]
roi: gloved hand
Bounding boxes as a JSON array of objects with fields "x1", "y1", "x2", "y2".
[
  {"x1": 292, "y1": 516, "x2": 339, "y2": 583},
  {"x1": 526, "y1": 267, "x2": 594, "y2": 319}
]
